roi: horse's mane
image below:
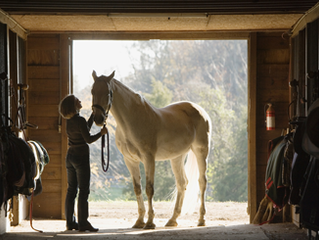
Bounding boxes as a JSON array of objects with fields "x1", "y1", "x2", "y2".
[{"x1": 111, "y1": 78, "x2": 153, "y2": 108}]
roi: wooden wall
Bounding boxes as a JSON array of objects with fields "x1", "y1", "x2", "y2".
[
  {"x1": 290, "y1": 17, "x2": 319, "y2": 228},
  {"x1": 25, "y1": 32, "x2": 291, "y2": 222},
  {"x1": 255, "y1": 32, "x2": 290, "y2": 212},
  {"x1": 27, "y1": 34, "x2": 69, "y2": 218}
]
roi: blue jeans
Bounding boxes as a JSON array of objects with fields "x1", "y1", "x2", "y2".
[{"x1": 65, "y1": 148, "x2": 90, "y2": 228}]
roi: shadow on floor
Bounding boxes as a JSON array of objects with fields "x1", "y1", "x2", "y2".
[{"x1": 1, "y1": 219, "x2": 309, "y2": 240}]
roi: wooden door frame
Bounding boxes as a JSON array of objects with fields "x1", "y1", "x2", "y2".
[
  {"x1": 62, "y1": 31, "x2": 256, "y2": 221},
  {"x1": 60, "y1": 34, "x2": 72, "y2": 219},
  {"x1": 247, "y1": 32, "x2": 257, "y2": 222}
]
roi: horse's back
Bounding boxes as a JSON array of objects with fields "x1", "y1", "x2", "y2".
[
  {"x1": 159, "y1": 101, "x2": 211, "y2": 145},
  {"x1": 160, "y1": 101, "x2": 211, "y2": 132}
]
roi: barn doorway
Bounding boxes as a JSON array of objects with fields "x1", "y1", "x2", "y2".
[{"x1": 72, "y1": 39, "x2": 248, "y2": 224}]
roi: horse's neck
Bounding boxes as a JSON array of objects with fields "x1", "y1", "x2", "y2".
[{"x1": 110, "y1": 79, "x2": 151, "y2": 126}]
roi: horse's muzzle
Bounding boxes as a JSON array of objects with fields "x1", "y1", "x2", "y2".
[
  {"x1": 92, "y1": 104, "x2": 108, "y2": 126},
  {"x1": 94, "y1": 114, "x2": 107, "y2": 127}
]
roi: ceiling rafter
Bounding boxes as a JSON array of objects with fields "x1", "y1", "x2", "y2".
[{"x1": 1, "y1": 1, "x2": 318, "y2": 15}]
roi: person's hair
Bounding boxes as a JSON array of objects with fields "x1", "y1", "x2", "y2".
[{"x1": 59, "y1": 94, "x2": 78, "y2": 119}]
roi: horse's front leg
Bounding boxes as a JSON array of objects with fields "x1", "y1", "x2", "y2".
[
  {"x1": 125, "y1": 159, "x2": 146, "y2": 228},
  {"x1": 144, "y1": 159, "x2": 156, "y2": 229}
]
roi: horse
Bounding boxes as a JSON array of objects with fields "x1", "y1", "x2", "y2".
[{"x1": 91, "y1": 70, "x2": 211, "y2": 229}]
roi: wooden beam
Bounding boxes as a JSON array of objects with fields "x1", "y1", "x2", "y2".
[
  {"x1": 247, "y1": 32, "x2": 257, "y2": 223},
  {"x1": 291, "y1": 2, "x2": 319, "y2": 37},
  {"x1": 69, "y1": 31, "x2": 250, "y2": 40},
  {"x1": 0, "y1": 8, "x2": 27, "y2": 39},
  {"x1": 60, "y1": 34, "x2": 71, "y2": 220}
]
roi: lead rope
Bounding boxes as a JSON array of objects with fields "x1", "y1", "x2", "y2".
[
  {"x1": 101, "y1": 125, "x2": 110, "y2": 172},
  {"x1": 29, "y1": 189, "x2": 43, "y2": 232}
]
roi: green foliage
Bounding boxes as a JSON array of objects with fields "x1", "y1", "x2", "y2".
[
  {"x1": 144, "y1": 79, "x2": 173, "y2": 108},
  {"x1": 206, "y1": 103, "x2": 248, "y2": 201}
]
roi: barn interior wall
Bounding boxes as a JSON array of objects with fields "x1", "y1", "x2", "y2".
[
  {"x1": 290, "y1": 17, "x2": 319, "y2": 227},
  {"x1": 0, "y1": 3, "x2": 317, "y2": 234},
  {"x1": 0, "y1": 21, "x2": 28, "y2": 233},
  {"x1": 305, "y1": 19, "x2": 319, "y2": 110},
  {"x1": 25, "y1": 32, "x2": 291, "y2": 223},
  {"x1": 0, "y1": 21, "x2": 8, "y2": 235},
  {"x1": 26, "y1": 34, "x2": 69, "y2": 219},
  {"x1": 255, "y1": 32, "x2": 291, "y2": 208},
  {"x1": 291, "y1": 19, "x2": 319, "y2": 116}
]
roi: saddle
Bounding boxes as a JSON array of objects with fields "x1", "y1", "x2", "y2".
[
  {"x1": 298, "y1": 99, "x2": 319, "y2": 234},
  {"x1": 0, "y1": 126, "x2": 50, "y2": 214},
  {"x1": 27, "y1": 140, "x2": 50, "y2": 196},
  {"x1": 265, "y1": 133, "x2": 293, "y2": 210}
]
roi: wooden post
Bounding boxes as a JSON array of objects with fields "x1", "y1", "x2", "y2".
[
  {"x1": 248, "y1": 32, "x2": 257, "y2": 223},
  {"x1": 60, "y1": 34, "x2": 71, "y2": 220}
]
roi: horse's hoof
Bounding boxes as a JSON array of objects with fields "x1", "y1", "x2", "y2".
[
  {"x1": 143, "y1": 222, "x2": 156, "y2": 229},
  {"x1": 197, "y1": 219, "x2": 206, "y2": 226},
  {"x1": 165, "y1": 219, "x2": 178, "y2": 227},
  {"x1": 132, "y1": 219, "x2": 146, "y2": 228}
]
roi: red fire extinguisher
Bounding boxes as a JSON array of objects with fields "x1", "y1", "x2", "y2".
[{"x1": 265, "y1": 103, "x2": 275, "y2": 131}]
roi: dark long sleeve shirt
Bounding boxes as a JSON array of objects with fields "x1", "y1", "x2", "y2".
[{"x1": 66, "y1": 113, "x2": 101, "y2": 155}]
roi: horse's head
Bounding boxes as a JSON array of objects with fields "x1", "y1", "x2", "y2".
[{"x1": 91, "y1": 70, "x2": 115, "y2": 126}]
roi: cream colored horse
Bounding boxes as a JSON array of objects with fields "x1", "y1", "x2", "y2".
[{"x1": 91, "y1": 70, "x2": 211, "y2": 229}]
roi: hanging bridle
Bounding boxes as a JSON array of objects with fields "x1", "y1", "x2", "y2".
[{"x1": 92, "y1": 90, "x2": 113, "y2": 172}]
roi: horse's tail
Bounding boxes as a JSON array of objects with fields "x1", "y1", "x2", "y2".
[
  {"x1": 181, "y1": 149, "x2": 200, "y2": 215},
  {"x1": 170, "y1": 149, "x2": 200, "y2": 215}
]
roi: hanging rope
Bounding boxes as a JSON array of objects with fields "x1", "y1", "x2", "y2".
[{"x1": 29, "y1": 189, "x2": 43, "y2": 233}]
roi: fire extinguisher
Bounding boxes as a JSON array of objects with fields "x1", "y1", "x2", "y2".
[{"x1": 265, "y1": 103, "x2": 275, "y2": 131}]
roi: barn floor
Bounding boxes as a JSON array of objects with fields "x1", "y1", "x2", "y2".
[
  {"x1": 0, "y1": 201, "x2": 311, "y2": 239},
  {"x1": 1, "y1": 219, "x2": 309, "y2": 240}
]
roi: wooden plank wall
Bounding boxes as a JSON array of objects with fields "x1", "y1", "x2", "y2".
[
  {"x1": 25, "y1": 31, "x2": 291, "y2": 221},
  {"x1": 27, "y1": 34, "x2": 69, "y2": 218},
  {"x1": 255, "y1": 32, "x2": 290, "y2": 211},
  {"x1": 306, "y1": 19, "x2": 319, "y2": 110},
  {"x1": 292, "y1": 29, "x2": 306, "y2": 118},
  {"x1": 291, "y1": 18, "x2": 319, "y2": 227}
]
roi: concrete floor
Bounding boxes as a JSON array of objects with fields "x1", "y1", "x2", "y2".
[{"x1": 0, "y1": 219, "x2": 310, "y2": 240}]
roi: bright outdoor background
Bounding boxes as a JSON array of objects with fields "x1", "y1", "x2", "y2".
[{"x1": 73, "y1": 40, "x2": 248, "y2": 203}]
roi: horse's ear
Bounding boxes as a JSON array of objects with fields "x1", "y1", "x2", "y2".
[
  {"x1": 106, "y1": 71, "x2": 115, "y2": 81},
  {"x1": 92, "y1": 70, "x2": 97, "y2": 81}
]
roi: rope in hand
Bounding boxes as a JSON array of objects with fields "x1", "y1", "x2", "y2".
[{"x1": 101, "y1": 125, "x2": 110, "y2": 172}]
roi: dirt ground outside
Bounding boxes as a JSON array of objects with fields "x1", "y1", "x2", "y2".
[{"x1": 88, "y1": 201, "x2": 249, "y2": 226}]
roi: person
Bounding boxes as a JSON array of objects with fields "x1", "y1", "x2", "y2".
[{"x1": 59, "y1": 94, "x2": 107, "y2": 232}]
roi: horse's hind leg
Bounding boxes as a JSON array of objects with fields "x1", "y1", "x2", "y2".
[
  {"x1": 125, "y1": 159, "x2": 146, "y2": 228},
  {"x1": 193, "y1": 146, "x2": 209, "y2": 226},
  {"x1": 165, "y1": 153, "x2": 188, "y2": 227},
  {"x1": 143, "y1": 158, "x2": 156, "y2": 229}
]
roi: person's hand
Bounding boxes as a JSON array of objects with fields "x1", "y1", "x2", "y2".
[{"x1": 101, "y1": 125, "x2": 108, "y2": 135}]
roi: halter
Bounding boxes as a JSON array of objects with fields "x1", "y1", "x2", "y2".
[{"x1": 92, "y1": 90, "x2": 113, "y2": 119}]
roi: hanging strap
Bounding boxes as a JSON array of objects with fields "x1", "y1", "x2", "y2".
[
  {"x1": 29, "y1": 189, "x2": 43, "y2": 233},
  {"x1": 101, "y1": 125, "x2": 110, "y2": 172}
]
